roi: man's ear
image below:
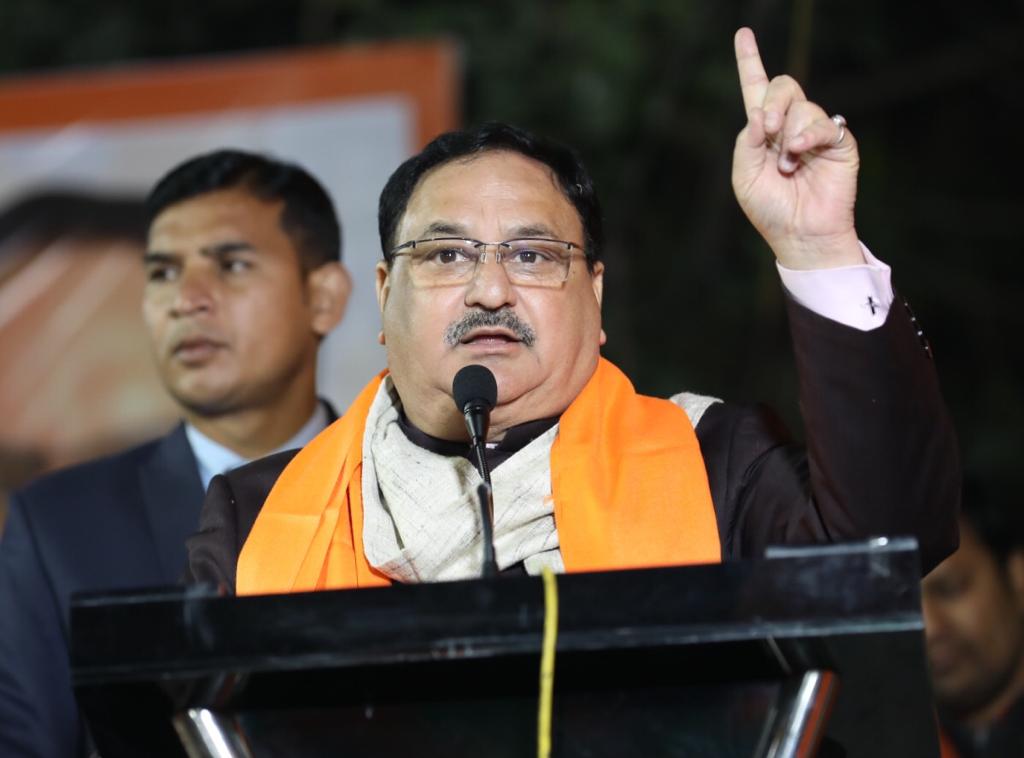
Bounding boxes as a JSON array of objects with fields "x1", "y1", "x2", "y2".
[
  {"x1": 1007, "y1": 549, "x2": 1024, "y2": 608},
  {"x1": 307, "y1": 262, "x2": 351, "y2": 337},
  {"x1": 374, "y1": 261, "x2": 392, "y2": 345},
  {"x1": 590, "y1": 261, "x2": 607, "y2": 346},
  {"x1": 375, "y1": 260, "x2": 392, "y2": 314}
]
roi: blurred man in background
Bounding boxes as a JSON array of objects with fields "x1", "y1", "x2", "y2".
[
  {"x1": 0, "y1": 149, "x2": 351, "y2": 757},
  {"x1": 925, "y1": 477, "x2": 1024, "y2": 758},
  {"x1": 0, "y1": 191, "x2": 159, "y2": 524}
]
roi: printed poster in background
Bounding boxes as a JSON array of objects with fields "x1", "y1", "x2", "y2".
[{"x1": 0, "y1": 42, "x2": 459, "y2": 521}]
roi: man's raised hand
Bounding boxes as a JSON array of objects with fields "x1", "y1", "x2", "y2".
[{"x1": 732, "y1": 27, "x2": 863, "y2": 270}]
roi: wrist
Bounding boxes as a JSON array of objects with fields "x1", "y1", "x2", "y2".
[{"x1": 769, "y1": 230, "x2": 864, "y2": 270}]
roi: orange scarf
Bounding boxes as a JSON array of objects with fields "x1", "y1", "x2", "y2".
[{"x1": 237, "y1": 358, "x2": 720, "y2": 595}]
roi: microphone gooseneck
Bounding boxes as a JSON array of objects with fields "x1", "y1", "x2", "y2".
[{"x1": 452, "y1": 365, "x2": 499, "y2": 578}]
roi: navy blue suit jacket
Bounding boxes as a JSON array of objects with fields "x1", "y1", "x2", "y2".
[{"x1": 0, "y1": 425, "x2": 204, "y2": 758}]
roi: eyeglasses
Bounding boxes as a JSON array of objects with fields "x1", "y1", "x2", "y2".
[{"x1": 389, "y1": 237, "x2": 585, "y2": 287}]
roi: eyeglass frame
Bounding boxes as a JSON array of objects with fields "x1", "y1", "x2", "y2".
[{"x1": 387, "y1": 236, "x2": 588, "y2": 285}]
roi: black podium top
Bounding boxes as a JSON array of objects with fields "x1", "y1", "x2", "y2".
[{"x1": 71, "y1": 539, "x2": 939, "y2": 757}]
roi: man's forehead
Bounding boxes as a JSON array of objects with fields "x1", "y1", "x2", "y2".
[
  {"x1": 416, "y1": 219, "x2": 565, "y2": 239},
  {"x1": 398, "y1": 152, "x2": 581, "y2": 240},
  {"x1": 148, "y1": 189, "x2": 282, "y2": 241},
  {"x1": 929, "y1": 522, "x2": 998, "y2": 580}
]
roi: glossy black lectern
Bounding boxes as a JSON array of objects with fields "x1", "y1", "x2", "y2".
[{"x1": 71, "y1": 538, "x2": 939, "y2": 757}]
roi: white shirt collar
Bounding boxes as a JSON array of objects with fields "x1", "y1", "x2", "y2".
[{"x1": 185, "y1": 402, "x2": 329, "y2": 491}]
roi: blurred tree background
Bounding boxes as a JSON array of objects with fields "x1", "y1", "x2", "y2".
[{"x1": 1, "y1": 0, "x2": 1021, "y2": 482}]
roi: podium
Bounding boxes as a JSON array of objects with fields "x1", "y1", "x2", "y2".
[{"x1": 71, "y1": 538, "x2": 939, "y2": 757}]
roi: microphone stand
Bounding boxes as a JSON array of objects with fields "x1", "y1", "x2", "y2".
[
  {"x1": 466, "y1": 410, "x2": 498, "y2": 579},
  {"x1": 476, "y1": 482, "x2": 497, "y2": 579},
  {"x1": 454, "y1": 365, "x2": 500, "y2": 580}
]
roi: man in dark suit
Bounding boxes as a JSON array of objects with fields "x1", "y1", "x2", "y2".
[
  {"x1": 0, "y1": 149, "x2": 351, "y2": 757},
  {"x1": 187, "y1": 29, "x2": 958, "y2": 595}
]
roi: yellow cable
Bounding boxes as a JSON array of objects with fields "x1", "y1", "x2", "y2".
[{"x1": 538, "y1": 566, "x2": 559, "y2": 758}]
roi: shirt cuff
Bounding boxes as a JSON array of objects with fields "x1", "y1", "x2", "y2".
[{"x1": 776, "y1": 243, "x2": 893, "y2": 331}]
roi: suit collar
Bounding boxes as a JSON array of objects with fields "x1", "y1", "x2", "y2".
[
  {"x1": 137, "y1": 399, "x2": 338, "y2": 582},
  {"x1": 137, "y1": 424, "x2": 205, "y2": 582}
]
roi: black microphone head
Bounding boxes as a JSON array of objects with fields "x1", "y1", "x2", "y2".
[{"x1": 452, "y1": 364, "x2": 498, "y2": 413}]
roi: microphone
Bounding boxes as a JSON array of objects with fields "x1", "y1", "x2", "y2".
[
  {"x1": 452, "y1": 365, "x2": 499, "y2": 578},
  {"x1": 452, "y1": 364, "x2": 498, "y2": 445}
]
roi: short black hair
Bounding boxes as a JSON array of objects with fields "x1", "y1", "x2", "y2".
[
  {"x1": 378, "y1": 122, "x2": 603, "y2": 270},
  {"x1": 961, "y1": 474, "x2": 1024, "y2": 567},
  {"x1": 145, "y1": 149, "x2": 341, "y2": 269}
]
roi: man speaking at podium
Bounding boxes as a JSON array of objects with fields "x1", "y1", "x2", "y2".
[{"x1": 187, "y1": 28, "x2": 959, "y2": 593}]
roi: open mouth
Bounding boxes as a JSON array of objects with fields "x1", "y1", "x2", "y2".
[
  {"x1": 459, "y1": 329, "x2": 521, "y2": 345},
  {"x1": 443, "y1": 309, "x2": 536, "y2": 348}
]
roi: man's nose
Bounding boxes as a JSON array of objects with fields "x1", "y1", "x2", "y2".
[
  {"x1": 170, "y1": 268, "x2": 215, "y2": 317},
  {"x1": 464, "y1": 252, "x2": 516, "y2": 310}
]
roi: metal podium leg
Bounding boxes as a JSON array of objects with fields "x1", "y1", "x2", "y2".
[
  {"x1": 172, "y1": 708, "x2": 254, "y2": 758},
  {"x1": 762, "y1": 670, "x2": 838, "y2": 758}
]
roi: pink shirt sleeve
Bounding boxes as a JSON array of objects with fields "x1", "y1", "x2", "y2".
[{"x1": 776, "y1": 243, "x2": 893, "y2": 332}]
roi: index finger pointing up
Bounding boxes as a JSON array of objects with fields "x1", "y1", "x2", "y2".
[{"x1": 735, "y1": 27, "x2": 769, "y2": 113}]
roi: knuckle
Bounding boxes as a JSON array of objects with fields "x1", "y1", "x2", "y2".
[{"x1": 766, "y1": 74, "x2": 807, "y2": 103}]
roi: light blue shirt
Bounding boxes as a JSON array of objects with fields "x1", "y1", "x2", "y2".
[{"x1": 184, "y1": 402, "x2": 330, "y2": 491}]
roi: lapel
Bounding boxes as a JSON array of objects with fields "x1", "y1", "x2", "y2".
[
  {"x1": 136, "y1": 403, "x2": 334, "y2": 583},
  {"x1": 137, "y1": 424, "x2": 205, "y2": 582}
]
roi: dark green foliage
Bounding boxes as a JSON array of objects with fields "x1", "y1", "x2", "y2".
[{"x1": 2, "y1": 0, "x2": 1021, "y2": 478}]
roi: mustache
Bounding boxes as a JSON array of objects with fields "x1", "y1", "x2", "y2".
[{"x1": 443, "y1": 309, "x2": 537, "y2": 347}]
